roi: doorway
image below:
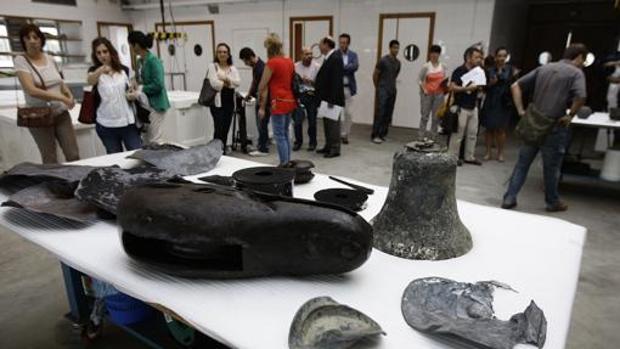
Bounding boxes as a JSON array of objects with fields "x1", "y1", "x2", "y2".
[
  {"x1": 289, "y1": 16, "x2": 333, "y2": 62},
  {"x1": 97, "y1": 22, "x2": 133, "y2": 69},
  {"x1": 155, "y1": 21, "x2": 215, "y2": 92},
  {"x1": 376, "y1": 13, "x2": 435, "y2": 129}
]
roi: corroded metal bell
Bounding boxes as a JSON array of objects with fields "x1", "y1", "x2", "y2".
[{"x1": 372, "y1": 140, "x2": 473, "y2": 260}]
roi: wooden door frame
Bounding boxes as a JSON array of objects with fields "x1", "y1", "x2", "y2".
[
  {"x1": 96, "y1": 21, "x2": 133, "y2": 37},
  {"x1": 376, "y1": 12, "x2": 435, "y2": 63},
  {"x1": 96, "y1": 21, "x2": 135, "y2": 69},
  {"x1": 289, "y1": 16, "x2": 334, "y2": 59},
  {"x1": 154, "y1": 20, "x2": 216, "y2": 59}
]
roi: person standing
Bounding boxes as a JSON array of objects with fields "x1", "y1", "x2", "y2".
[
  {"x1": 448, "y1": 46, "x2": 484, "y2": 166},
  {"x1": 480, "y1": 47, "x2": 518, "y2": 162},
  {"x1": 257, "y1": 34, "x2": 297, "y2": 166},
  {"x1": 206, "y1": 43, "x2": 241, "y2": 152},
  {"x1": 87, "y1": 37, "x2": 142, "y2": 154},
  {"x1": 371, "y1": 40, "x2": 400, "y2": 144},
  {"x1": 14, "y1": 24, "x2": 79, "y2": 164},
  {"x1": 418, "y1": 44, "x2": 447, "y2": 138},
  {"x1": 127, "y1": 31, "x2": 170, "y2": 145},
  {"x1": 293, "y1": 46, "x2": 320, "y2": 151},
  {"x1": 239, "y1": 47, "x2": 270, "y2": 157},
  {"x1": 502, "y1": 43, "x2": 588, "y2": 212},
  {"x1": 315, "y1": 36, "x2": 345, "y2": 158},
  {"x1": 339, "y1": 33, "x2": 359, "y2": 144}
]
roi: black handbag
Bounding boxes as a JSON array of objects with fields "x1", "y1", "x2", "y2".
[
  {"x1": 439, "y1": 92, "x2": 459, "y2": 134},
  {"x1": 198, "y1": 64, "x2": 218, "y2": 107}
]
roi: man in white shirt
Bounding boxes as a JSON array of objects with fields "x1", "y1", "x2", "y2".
[{"x1": 293, "y1": 47, "x2": 321, "y2": 151}]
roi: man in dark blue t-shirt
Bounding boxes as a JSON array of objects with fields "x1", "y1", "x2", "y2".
[
  {"x1": 449, "y1": 47, "x2": 483, "y2": 165},
  {"x1": 240, "y1": 47, "x2": 270, "y2": 156}
]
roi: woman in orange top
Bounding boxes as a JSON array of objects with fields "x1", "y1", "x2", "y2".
[{"x1": 258, "y1": 34, "x2": 297, "y2": 166}]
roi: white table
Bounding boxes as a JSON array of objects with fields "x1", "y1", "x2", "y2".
[
  {"x1": 572, "y1": 112, "x2": 619, "y2": 152},
  {"x1": 0, "y1": 105, "x2": 106, "y2": 169},
  {"x1": 0, "y1": 153, "x2": 586, "y2": 349}
]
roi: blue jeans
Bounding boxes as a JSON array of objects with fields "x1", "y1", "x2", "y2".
[
  {"x1": 504, "y1": 126, "x2": 571, "y2": 208},
  {"x1": 372, "y1": 88, "x2": 396, "y2": 139},
  {"x1": 271, "y1": 113, "x2": 291, "y2": 165},
  {"x1": 293, "y1": 93, "x2": 319, "y2": 146},
  {"x1": 255, "y1": 105, "x2": 270, "y2": 152},
  {"x1": 96, "y1": 123, "x2": 143, "y2": 154}
]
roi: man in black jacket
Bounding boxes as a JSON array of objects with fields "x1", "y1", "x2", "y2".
[{"x1": 315, "y1": 36, "x2": 345, "y2": 158}]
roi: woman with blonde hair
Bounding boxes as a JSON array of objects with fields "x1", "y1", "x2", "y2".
[{"x1": 258, "y1": 34, "x2": 297, "y2": 166}]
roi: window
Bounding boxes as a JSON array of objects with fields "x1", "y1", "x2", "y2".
[
  {"x1": 0, "y1": 22, "x2": 12, "y2": 68},
  {"x1": 37, "y1": 23, "x2": 63, "y2": 63}
]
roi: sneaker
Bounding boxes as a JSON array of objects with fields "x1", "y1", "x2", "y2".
[
  {"x1": 546, "y1": 201, "x2": 568, "y2": 212},
  {"x1": 464, "y1": 159, "x2": 483, "y2": 166},
  {"x1": 249, "y1": 150, "x2": 269, "y2": 157},
  {"x1": 372, "y1": 137, "x2": 383, "y2": 144}
]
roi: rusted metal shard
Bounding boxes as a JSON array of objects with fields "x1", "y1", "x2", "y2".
[
  {"x1": 289, "y1": 296, "x2": 385, "y2": 349},
  {"x1": 2, "y1": 182, "x2": 98, "y2": 222},
  {"x1": 117, "y1": 183, "x2": 373, "y2": 278},
  {"x1": 75, "y1": 166, "x2": 175, "y2": 215},
  {"x1": 286, "y1": 160, "x2": 316, "y2": 184},
  {"x1": 401, "y1": 277, "x2": 547, "y2": 349},
  {"x1": 127, "y1": 140, "x2": 223, "y2": 176},
  {"x1": 233, "y1": 167, "x2": 296, "y2": 196},
  {"x1": 197, "y1": 175, "x2": 235, "y2": 187},
  {"x1": 0, "y1": 162, "x2": 98, "y2": 194}
]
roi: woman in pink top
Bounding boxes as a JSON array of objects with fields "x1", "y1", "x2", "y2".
[
  {"x1": 418, "y1": 45, "x2": 448, "y2": 138},
  {"x1": 258, "y1": 34, "x2": 297, "y2": 166}
]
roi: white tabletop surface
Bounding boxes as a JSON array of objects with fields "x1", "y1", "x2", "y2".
[
  {"x1": 572, "y1": 112, "x2": 620, "y2": 129},
  {"x1": 0, "y1": 152, "x2": 586, "y2": 349}
]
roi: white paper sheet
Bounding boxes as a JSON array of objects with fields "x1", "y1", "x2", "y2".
[
  {"x1": 460, "y1": 66, "x2": 487, "y2": 86},
  {"x1": 317, "y1": 101, "x2": 343, "y2": 121}
]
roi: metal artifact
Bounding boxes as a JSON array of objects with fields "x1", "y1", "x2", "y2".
[
  {"x1": 118, "y1": 182, "x2": 373, "y2": 278},
  {"x1": 233, "y1": 166, "x2": 296, "y2": 196},
  {"x1": 128, "y1": 140, "x2": 223, "y2": 176},
  {"x1": 289, "y1": 296, "x2": 385, "y2": 349},
  {"x1": 401, "y1": 277, "x2": 547, "y2": 349},
  {"x1": 372, "y1": 141, "x2": 472, "y2": 260}
]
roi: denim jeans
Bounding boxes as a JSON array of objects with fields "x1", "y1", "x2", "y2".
[
  {"x1": 372, "y1": 88, "x2": 396, "y2": 139},
  {"x1": 96, "y1": 123, "x2": 143, "y2": 154},
  {"x1": 293, "y1": 93, "x2": 319, "y2": 146},
  {"x1": 255, "y1": 104, "x2": 270, "y2": 152},
  {"x1": 419, "y1": 92, "x2": 444, "y2": 136},
  {"x1": 271, "y1": 113, "x2": 291, "y2": 165},
  {"x1": 504, "y1": 126, "x2": 571, "y2": 207}
]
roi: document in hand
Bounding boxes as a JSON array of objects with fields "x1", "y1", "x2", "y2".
[
  {"x1": 460, "y1": 66, "x2": 487, "y2": 86},
  {"x1": 318, "y1": 101, "x2": 343, "y2": 121}
]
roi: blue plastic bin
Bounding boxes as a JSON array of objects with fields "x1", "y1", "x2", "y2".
[{"x1": 104, "y1": 292, "x2": 154, "y2": 326}]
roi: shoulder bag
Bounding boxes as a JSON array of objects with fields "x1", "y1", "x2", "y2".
[
  {"x1": 514, "y1": 71, "x2": 557, "y2": 145},
  {"x1": 439, "y1": 91, "x2": 459, "y2": 134},
  {"x1": 17, "y1": 56, "x2": 55, "y2": 128},
  {"x1": 198, "y1": 64, "x2": 218, "y2": 107}
]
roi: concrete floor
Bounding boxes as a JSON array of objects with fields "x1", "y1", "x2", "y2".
[{"x1": 0, "y1": 123, "x2": 618, "y2": 348}]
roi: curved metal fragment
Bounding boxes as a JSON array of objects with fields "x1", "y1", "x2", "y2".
[
  {"x1": 75, "y1": 166, "x2": 175, "y2": 215},
  {"x1": 128, "y1": 140, "x2": 223, "y2": 176},
  {"x1": 0, "y1": 162, "x2": 99, "y2": 193},
  {"x1": 401, "y1": 277, "x2": 547, "y2": 349},
  {"x1": 289, "y1": 296, "x2": 385, "y2": 349},
  {"x1": 2, "y1": 181, "x2": 98, "y2": 222}
]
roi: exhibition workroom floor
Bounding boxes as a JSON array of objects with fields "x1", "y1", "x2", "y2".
[{"x1": 0, "y1": 124, "x2": 618, "y2": 349}]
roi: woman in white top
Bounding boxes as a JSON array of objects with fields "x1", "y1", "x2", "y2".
[
  {"x1": 14, "y1": 24, "x2": 79, "y2": 164},
  {"x1": 87, "y1": 37, "x2": 142, "y2": 154},
  {"x1": 206, "y1": 42, "x2": 240, "y2": 152}
]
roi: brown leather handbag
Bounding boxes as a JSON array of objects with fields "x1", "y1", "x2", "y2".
[{"x1": 17, "y1": 56, "x2": 55, "y2": 128}]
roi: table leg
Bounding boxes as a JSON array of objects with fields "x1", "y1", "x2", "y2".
[{"x1": 61, "y1": 262, "x2": 90, "y2": 324}]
